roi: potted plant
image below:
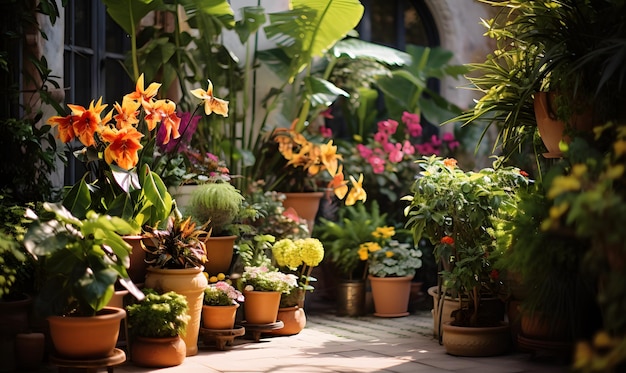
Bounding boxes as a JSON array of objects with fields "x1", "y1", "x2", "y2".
[
  {"x1": 269, "y1": 237, "x2": 325, "y2": 335},
  {"x1": 187, "y1": 179, "x2": 245, "y2": 276},
  {"x1": 0, "y1": 200, "x2": 45, "y2": 370},
  {"x1": 541, "y1": 122, "x2": 626, "y2": 370},
  {"x1": 125, "y1": 289, "x2": 189, "y2": 368},
  {"x1": 405, "y1": 156, "x2": 530, "y2": 356},
  {"x1": 495, "y1": 183, "x2": 590, "y2": 358},
  {"x1": 450, "y1": 0, "x2": 626, "y2": 162},
  {"x1": 252, "y1": 121, "x2": 367, "y2": 232},
  {"x1": 201, "y1": 279, "x2": 244, "y2": 331},
  {"x1": 238, "y1": 265, "x2": 298, "y2": 325},
  {"x1": 22, "y1": 202, "x2": 144, "y2": 359},
  {"x1": 359, "y1": 225, "x2": 422, "y2": 318},
  {"x1": 315, "y1": 201, "x2": 387, "y2": 316},
  {"x1": 142, "y1": 214, "x2": 209, "y2": 356}
]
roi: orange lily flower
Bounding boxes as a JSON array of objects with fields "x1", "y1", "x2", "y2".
[
  {"x1": 345, "y1": 173, "x2": 367, "y2": 206},
  {"x1": 100, "y1": 126, "x2": 144, "y2": 170},
  {"x1": 153, "y1": 99, "x2": 181, "y2": 144},
  {"x1": 319, "y1": 140, "x2": 340, "y2": 177},
  {"x1": 67, "y1": 98, "x2": 107, "y2": 147},
  {"x1": 47, "y1": 114, "x2": 76, "y2": 143},
  {"x1": 190, "y1": 79, "x2": 229, "y2": 117},
  {"x1": 125, "y1": 73, "x2": 161, "y2": 105},
  {"x1": 113, "y1": 96, "x2": 141, "y2": 130},
  {"x1": 327, "y1": 165, "x2": 348, "y2": 199}
]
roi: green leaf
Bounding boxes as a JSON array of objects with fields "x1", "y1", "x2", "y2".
[
  {"x1": 234, "y1": 6, "x2": 266, "y2": 44},
  {"x1": 306, "y1": 76, "x2": 348, "y2": 108},
  {"x1": 331, "y1": 38, "x2": 411, "y2": 66},
  {"x1": 62, "y1": 175, "x2": 92, "y2": 219},
  {"x1": 264, "y1": 0, "x2": 364, "y2": 81},
  {"x1": 102, "y1": 0, "x2": 162, "y2": 35},
  {"x1": 137, "y1": 165, "x2": 173, "y2": 228}
]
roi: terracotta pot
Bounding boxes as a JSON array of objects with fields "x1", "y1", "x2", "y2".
[
  {"x1": 204, "y1": 235, "x2": 236, "y2": 276},
  {"x1": 242, "y1": 291, "x2": 281, "y2": 324},
  {"x1": 428, "y1": 286, "x2": 466, "y2": 338},
  {"x1": 336, "y1": 280, "x2": 366, "y2": 317},
  {"x1": 369, "y1": 275, "x2": 413, "y2": 317},
  {"x1": 131, "y1": 335, "x2": 186, "y2": 368},
  {"x1": 442, "y1": 321, "x2": 511, "y2": 357},
  {"x1": 520, "y1": 310, "x2": 568, "y2": 341},
  {"x1": 123, "y1": 235, "x2": 148, "y2": 284},
  {"x1": 107, "y1": 289, "x2": 129, "y2": 309},
  {"x1": 201, "y1": 304, "x2": 239, "y2": 330},
  {"x1": 281, "y1": 192, "x2": 324, "y2": 233},
  {"x1": 534, "y1": 91, "x2": 594, "y2": 159},
  {"x1": 47, "y1": 307, "x2": 125, "y2": 359},
  {"x1": 270, "y1": 306, "x2": 307, "y2": 336},
  {"x1": 15, "y1": 332, "x2": 45, "y2": 371},
  {"x1": 145, "y1": 266, "x2": 208, "y2": 356},
  {"x1": 0, "y1": 293, "x2": 32, "y2": 335}
]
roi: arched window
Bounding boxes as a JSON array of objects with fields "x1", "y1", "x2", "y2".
[{"x1": 358, "y1": 0, "x2": 439, "y2": 48}]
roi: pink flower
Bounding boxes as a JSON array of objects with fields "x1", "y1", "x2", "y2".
[
  {"x1": 205, "y1": 152, "x2": 219, "y2": 162},
  {"x1": 448, "y1": 141, "x2": 460, "y2": 151},
  {"x1": 402, "y1": 111, "x2": 420, "y2": 125},
  {"x1": 402, "y1": 111, "x2": 422, "y2": 137},
  {"x1": 402, "y1": 140, "x2": 415, "y2": 155},
  {"x1": 357, "y1": 144, "x2": 373, "y2": 158},
  {"x1": 377, "y1": 119, "x2": 398, "y2": 135},
  {"x1": 388, "y1": 144, "x2": 404, "y2": 163},
  {"x1": 368, "y1": 155, "x2": 386, "y2": 174},
  {"x1": 373, "y1": 131, "x2": 389, "y2": 145},
  {"x1": 442, "y1": 132, "x2": 455, "y2": 142},
  {"x1": 416, "y1": 142, "x2": 436, "y2": 155},
  {"x1": 430, "y1": 135, "x2": 442, "y2": 146},
  {"x1": 319, "y1": 125, "x2": 333, "y2": 138},
  {"x1": 382, "y1": 141, "x2": 396, "y2": 154}
]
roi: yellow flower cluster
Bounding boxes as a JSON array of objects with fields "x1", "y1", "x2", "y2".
[
  {"x1": 357, "y1": 242, "x2": 381, "y2": 260},
  {"x1": 372, "y1": 226, "x2": 395, "y2": 240},
  {"x1": 273, "y1": 124, "x2": 367, "y2": 205},
  {"x1": 272, "y1": 237, "x2": 325, "y2": 270}
]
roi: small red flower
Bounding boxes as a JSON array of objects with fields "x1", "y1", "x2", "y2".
[
  {"x1": 519, "y1": 170, "x2": 529, "y2": 177},
  {"x1": 440, "y1": 236, "x2": 454, "y2": 245},
  {"x1": 489, "y1": 269, "x2": 499, "y2": 281}
]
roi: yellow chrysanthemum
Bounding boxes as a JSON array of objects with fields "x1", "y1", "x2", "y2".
[
  {"x1": 296, "y1": 238, "x2": 324, "y2": 267},
  {"x1": 272, "y1": 238, "x2": 301, "y2": 270}
]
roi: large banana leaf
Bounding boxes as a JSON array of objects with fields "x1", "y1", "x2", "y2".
[
  {"x1": 264, "y1": 0, "x2": 364, "y2": 81},
  {"x1": 331, "y1": 38, "x2": 412, "y2": 67}
]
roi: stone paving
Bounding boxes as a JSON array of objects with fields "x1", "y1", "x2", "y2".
[{"x1": 110, "y1": 307, "x2": 570, "y2": 373}]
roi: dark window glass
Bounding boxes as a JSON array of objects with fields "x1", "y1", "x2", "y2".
[
  {"x1": 63, "y1": 0, "x2": 130, "y2": 185},
  {"x1": 74, "y1": 0, "x2": 92, "y2": 48}
]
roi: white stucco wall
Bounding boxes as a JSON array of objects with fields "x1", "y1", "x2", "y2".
[{"x1": 425, "y1": 0, "x2": 493, "y2": 110}]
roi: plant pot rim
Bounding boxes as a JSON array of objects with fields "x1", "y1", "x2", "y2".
[
  {"x1": 146, "y1": 266, "x2": 205, "y2": 274},
  {"x1": 442, "y1": 321, "x2": 509, "y2": 331},
  {"x1": 202, "y1": 303, "x2": 240, "y2": 308},
  {"x1": 47, "y1": 306, "x2": 125, "y2": 320},
  {"x1": 368, "y1": 274, "x2": 414, "y2": 280},
  {"x1": 204, "y1": 234, "x2": 237, "y2": 240}
]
